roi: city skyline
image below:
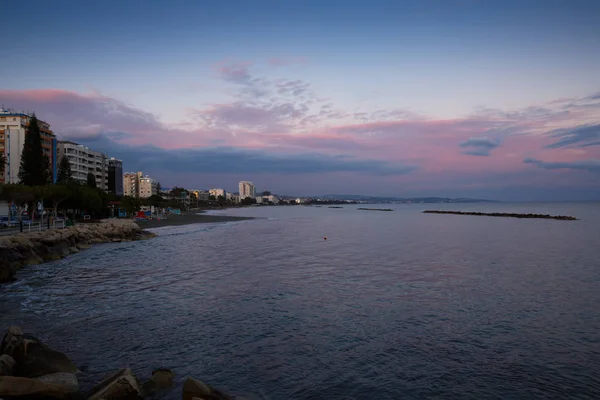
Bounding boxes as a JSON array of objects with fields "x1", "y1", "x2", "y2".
[{"x1": 2, "y1": 0, "x2": 600, "y2": 201}]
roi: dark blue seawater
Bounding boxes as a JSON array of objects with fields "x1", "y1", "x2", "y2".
[{"x1": 1, "y1": 203, "x2": 600, "y2": 399}]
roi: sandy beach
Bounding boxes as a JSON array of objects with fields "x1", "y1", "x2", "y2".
[{"x1": 134, "y1": 211, "x2": 254, "y2": 229}]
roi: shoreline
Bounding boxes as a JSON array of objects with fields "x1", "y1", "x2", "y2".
[{"x1": 134, "y1": 211, "x2": 254, "y2": 229}]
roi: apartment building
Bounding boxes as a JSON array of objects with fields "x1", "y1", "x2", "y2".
[
  {"x1": 56, "y1": 141, "x2": 108, "y2": 190},
  {"x1": 238, "y1": 181, "x2": 256, "y2": 199},
  {"x1": 124, "y1": 171, "x2": 156, "y2": 198},
  {"x1": 108, "y1": 158, "x2": 124, "y2": 196},
  {"x1": 0, "y1": 108, "x2": 57, "y2": 183},
  {"x1": 209, "y1": 188, "x2": 226, "y2": 198}
]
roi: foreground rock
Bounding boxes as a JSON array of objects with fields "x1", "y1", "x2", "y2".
[
  {"x1": 0, "y1": 376, "x2": 78, "y2": 399},
  {"x1": 87, "y1": 368, "x2": 142, "y2": 400},
  {"x1": 0, "y1": 219, "x2": 156, "y2": 283},
  {"x1": 2, "y1": 326, "x2": 236, "y2": 399},
  {"x1": 141, "y1": 368, "x2": 174, "y2": 396},
  {"x1": 183, "y1": 377, "x2": 233, "y2": 400}
]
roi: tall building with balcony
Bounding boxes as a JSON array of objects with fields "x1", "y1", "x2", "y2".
[
  {"x1": 123, "y1": 172, "x2": 142, "y2": 197},
  {"x1": 239, "y1": 181, "x2": 256, "y2": 199},
  {"x1": 108, "y1": 158, "x2": 124, "y2": 196},
  {"x1": 139, "y1": 175, "x2": 157, "y2": 198},
  {"x1": 0, "y1": 109, "x2": 57, "y2": 183},
  {"x1": 123, "y1": 171, "x2": 156, "y2": 198},
  {"x1": 56, "y1": 141, "x2": 108, "y2": 190}
]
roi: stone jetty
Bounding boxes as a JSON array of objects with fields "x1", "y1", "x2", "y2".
[
  {"x1": 422, "y1": 210, "x2": 577, "y2": 220},
  {"x1": 0, "y1": 326, "x2": 233, "y2": 399},
  {"x1": 0, "y1": 219, "x2": 156, "y2": 283},
  {"x1": 357, "y1": 208, "x2": 394, "y2": 212}
]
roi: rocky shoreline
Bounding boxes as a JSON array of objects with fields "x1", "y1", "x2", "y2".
[
  {"x1": 0, "y1": 220, "x2": 156, "y2": 283},
  {"x1": 0, "y1": 326, "x2": 233, "y2": 399},
  {"x1": 423, "y1": 210, "x2": 578, "y2": 220}
]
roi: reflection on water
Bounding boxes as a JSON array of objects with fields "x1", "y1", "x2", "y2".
[{"x1": 1, "y1": 203, "x2": 600, "y2": 399}]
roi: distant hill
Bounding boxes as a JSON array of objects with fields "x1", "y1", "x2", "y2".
[{"x1": 318, "y1": 195, "x2": 496, "y2": 203}]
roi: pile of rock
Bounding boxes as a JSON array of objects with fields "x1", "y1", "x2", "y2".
[
  {"x1": 0, "y1": 219, "x2": 156, "y2": 283},
  {"x1": 0, "y1": 326, "x2": 234, "y2": 399}
]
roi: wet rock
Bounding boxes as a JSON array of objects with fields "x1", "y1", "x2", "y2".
[
  {"x1": 13, "y1": 339, "x2": 79, "y2": 378},
  {"x1": 36, "y1": 372, "x2": 79, "y2": 392},
  {"x1": 0, "y1": 375, "x2": 75, "y2": 398},
  {"x1": 1, "y1": 326, "x2": 24, "y2": 359},
  {"x1": 87, "y1": 368, "x2": 142, "y2": 400},
  {"x1": 142, "y1": 368, "x2": 174, "y2": 395},
  {"x1": 0, "y1": 355, "x2": 15, "y2": 376},
  {"x1": 69, "y1": 247, "x2": 79, "y2": 254},
  {"x1": 182, "y1": 377, "x2": 233, "y2": 400}
]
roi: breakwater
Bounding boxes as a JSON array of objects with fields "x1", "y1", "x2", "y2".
[
  {"x1": 0, "y1": 326, "x2": 232, "y2": 399},
  {"x1": 357, "y1": 208, "x2": 393, "y2": 212},
  {"x1": 0, "y1": 220, "x2": 156, "y2": 283},
  {"x1": 423, "y1": 210, "x2": 577, "y2": 220}
]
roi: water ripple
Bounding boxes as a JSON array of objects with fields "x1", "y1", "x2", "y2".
[{"x1": 1, "y1": 204, "x2": 600, "y2": 399}]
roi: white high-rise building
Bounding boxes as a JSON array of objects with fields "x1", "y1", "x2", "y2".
[
  {"x1": 239, "y1": 181, "x2": 256, "y2": 199},
  {"x1": 56, "y1": 141, "x2": 108, "y2": 190},
  {"x1": 0, "y1": 109, "x2": 58, "y2": 184}
]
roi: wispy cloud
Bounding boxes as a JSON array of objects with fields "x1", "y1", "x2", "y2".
[
  {"x1": 460, "y1": 137, "x2": 500, "y2": 156},
  {"x1": 524, "y1": 158, "x2": 600, "y2": 172},
  {"x1": 546, "y1": 124, "x2": 600, "y2": 149}
]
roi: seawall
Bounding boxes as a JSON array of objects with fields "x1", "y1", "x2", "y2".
[{"x1": 0, "y1": 220, "x2": 156, "y2": 283}]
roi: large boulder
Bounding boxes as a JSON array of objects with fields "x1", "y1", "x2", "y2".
[
  {"x1": 11, "y1": 337, "x2": 79, "y2": 378},
  {"x1": 87, "y1": 368, "x2": 142, "y2": 400},
  {"x1": 141, "y1": 368, "x2": 174, "y2": 395},
  {"x1": 36, "y1": 372, "x2": 79, "y2": 393},
  {"x1": 0, "y1": 355, "x2": 15, "y2": 376},
  {"x1": 0, "y1": 375, "x2": 76, "y2": 399},
  {"x1": 1, "y1": 326, "x2": 24, "y2": 359},
  {"x1": 182, "y1": 378, "x2": 233, "y2": 400}
]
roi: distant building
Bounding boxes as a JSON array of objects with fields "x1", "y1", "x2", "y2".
[
  {"x1": 239, "y1": 181, "x2": 256, "y2": 199},
  {"x1": 124, "y1": 171, "x2": 156, "y2": 198},
  {"x1": 255, "y1": 196, "x2": 263, "y2": 204},
  {"x1": 139, "y1": 175, "x2": 157, "y2": 198},
  {"x1": 108, "y1": 158, "x2": 123, "y2": 196},
  {"x1": 57, "y1": 140, "x2": 108, "y2": 190},
  {"x1": 209, "y1": 188, "x2": 226, "y2": 198},
  {"x1": 0, "y1": 108, "x2": 57, "y2": 184}
]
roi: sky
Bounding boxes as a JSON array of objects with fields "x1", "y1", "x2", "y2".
[{"x1": 1, "y1": 0, "x2": 600, "y2": 201}]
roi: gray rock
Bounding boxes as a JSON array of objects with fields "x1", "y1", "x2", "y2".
[
  {"x1": 0, "y1": 355, "x2": 15, "y2": 376},
  {"x1": 14, "y1": 339, "x2": 79, "y2": 378},
  {"x1": 36, "y1": 372, "x2": 79, "y2": 392},
  {"x1": 142, "y1": 368, "x2": 174, "y2": 395},
  {"x1": 183, "y1": 377, "x2": 233, "y2": 400},
  {"x1": 87, "y1": 368, "x2": 142, "y2": 400},
  {"x1": 0, "y1": 375, "x2": 74, "y2": 398},
  {"x1": 1, "y1": 326, "x2": 23, "y2": 358}
]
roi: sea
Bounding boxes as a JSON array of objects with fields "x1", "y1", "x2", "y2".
[{"x1": 1, "y1": 202, "x2": 600, "y2": 399}]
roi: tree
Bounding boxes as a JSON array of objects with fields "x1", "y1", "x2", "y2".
[
  {"x1": 121, "y1": 196, "x2": 141, "y2": 216},
  {"x1": 156, "y1": 181, "x2": 162, "y2": 194},
  {"x1": 0, "y1": 151, "x2": 6, "y2": 177},
  {"x1": 57, "y1": 156, "x2": 73, "y2": 183},
  {"x1": 43, "y1": 184, "x2": 71, "y2": 218},
  {"x1": 208, "y1": 195, "x2": 216, "y2": 202},
  {"x1": 1, "y1": 184, "x2": 34, "y2": 226},
  {"x1": 217, "y1": 195, "x2": 226, "y2": 206},
  {"x1": 19, "y1": 115, "x2": 50, "y2": 186},
  {"x1": 170, "y1": 186, "x2": 187, "y2": 198},
  {"x1": 87, "y1": 172, "x2": 97, "y2": 188},
  {"x1": 262, "y1": 191, "x2": 271, "y2": 196},
  {"x1": 241, "y1": 196, "x2": 256, "y2": 205}
]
